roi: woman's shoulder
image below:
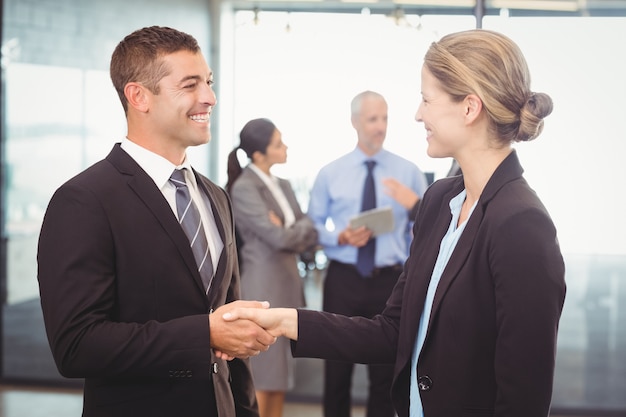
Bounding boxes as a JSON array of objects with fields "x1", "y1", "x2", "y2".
[
  {"x1": 492, "y1": 177, "x2": 549, "y2": 215},
  {"x1": 231, "y1": 167, "x2": 263, "y2": 190}
]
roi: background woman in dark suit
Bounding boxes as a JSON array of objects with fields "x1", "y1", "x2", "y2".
[
  {"x1": 226, "y1": 118, "x2": 318, "y2": 417},
  {"x1": 222, "y1": 29, "x2": 567, "y2": 417}
]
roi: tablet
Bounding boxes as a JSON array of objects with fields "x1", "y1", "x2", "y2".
[{"x1": 349, "y1": 206, "x2": 394, "y2": 236}]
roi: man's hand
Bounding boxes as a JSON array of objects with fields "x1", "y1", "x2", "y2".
[
  {"x1": 268, "y1": 210, "x2": 283, "y2": 227},
  {"x1": 338, "y1": 225, "x2": 373, "y2": 247},
  {"x1": 382, "y1": 177, "x2": 419, "y2": 210},
  {"x1": 209, "y1": 300, "x2": 276, "y2": 360}
]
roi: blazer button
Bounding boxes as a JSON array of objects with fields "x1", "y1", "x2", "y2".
[
  {"x1": 417, "y1": 375, "x2": 433, "y2": 391},
  {"x1": 211, "y1": 362, "x2": 219, "y2": 374}
]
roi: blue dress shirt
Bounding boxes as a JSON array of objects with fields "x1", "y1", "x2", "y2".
[
  {"x1": 308, "y1": 147, "x2": 428, "y2": 267},
  {"x1": 409, "y1": 189, "x2": 477, "y2": 417}
]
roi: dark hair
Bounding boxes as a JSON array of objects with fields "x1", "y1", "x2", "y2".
[
  {"x1": 110, "y1": 26, "x2": 201, "y2": 114},
  {"x1": 226, "y1": 118, "x2": 277, "y2": 193}
]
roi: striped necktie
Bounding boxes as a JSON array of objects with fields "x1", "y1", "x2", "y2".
[{"x1": 170, "y1": 169, "x2": 213, "y2": 293}]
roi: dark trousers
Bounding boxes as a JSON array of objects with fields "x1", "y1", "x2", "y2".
[{"x1": 322, "y1": 260, "x2": 400, "y2": 417}]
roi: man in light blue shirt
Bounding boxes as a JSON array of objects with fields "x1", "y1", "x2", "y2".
[{"x1": 308, "y1": 90, "x2": 428, "y2": 417}]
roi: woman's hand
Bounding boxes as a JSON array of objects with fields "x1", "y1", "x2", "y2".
[{"x1": 223, "y1": 306, "x2": 299, "y2": 341}]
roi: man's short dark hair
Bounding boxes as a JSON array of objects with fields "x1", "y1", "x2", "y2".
[{"x1": 110, "y1": 26, "x2": 201, "y2": 113}]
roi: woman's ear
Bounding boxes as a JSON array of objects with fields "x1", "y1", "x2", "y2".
[
  {"x1": 464, "y1": 94, "x2": 483, "y2": 123},
  {"x1": 251, "y1": 150, "x2": 265, "y2": 164},
  {"x1": 124, "y1": 82, "x2": 150, "y2": 113}
]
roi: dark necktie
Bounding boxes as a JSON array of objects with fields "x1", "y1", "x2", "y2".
[
  {"x1": 356, "y1": 160, "x2": 376, "y2": 277},
  {"x1": 170, "y1": 169, "x2": 214, "y2": 293}
]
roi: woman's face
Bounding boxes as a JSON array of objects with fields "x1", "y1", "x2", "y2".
[
  {"x1": 415, "y1": 66, "x2": 467, "y2": 159},
  {"x1": 263, "y1": 129, "x2": 288, "y2": 166}
]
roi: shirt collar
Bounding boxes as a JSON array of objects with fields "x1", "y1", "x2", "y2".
[
  {"x1": 248, "y1": 163, "x2": 277, "y2": 185},
  {"x1": 352, "y1": 147, "x2": 386, "y2": 165},
  {"x1": 120, "y1": 137, "x2": 191, "y2": 190}
]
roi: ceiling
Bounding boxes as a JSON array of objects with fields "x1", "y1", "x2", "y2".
[{"x1": 226, "y1": 0, "x2": 626, "y2": 17}]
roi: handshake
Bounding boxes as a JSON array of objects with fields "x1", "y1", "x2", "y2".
[{"x1": 209, "y1": 300, "x2": 298, "y2": 360}]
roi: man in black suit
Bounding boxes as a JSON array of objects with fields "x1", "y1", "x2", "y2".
[{"x1": 37, "y1": 26, "x2": 275, "y2": 417}]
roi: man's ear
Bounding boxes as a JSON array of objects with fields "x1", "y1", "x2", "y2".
[
  {"x1": 464, "y1": 94, "x2": 483, "y2": 124},
  {"x1": 124, "y1": 82, "x2": 150, "y2": 113},
  {"x1": 350, "y1": 115, "x2": 358, "y2": 130}
]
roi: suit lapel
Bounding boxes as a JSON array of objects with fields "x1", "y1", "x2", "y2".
[
  {"x1": 194, "y1": 170, "x2": 232, "y2": 300},
  {"x1": 279, "y1": 179, "x2": 303, "y2": 219},
  {"x1": 426, "y1": 201, "x2": 482, "y2": 337},
  {"x1": 245, "y1": 167, "x2": 286, "y2": 220},
  {"x1": 423, "y1": 150, "x2": 525, "y2": 342},
  {"x1": 402, "y1": 184, "x2": 458, "y2": 354},
  {"x1": 106, "y1": 144, "x2": 209, "y2": 298}
]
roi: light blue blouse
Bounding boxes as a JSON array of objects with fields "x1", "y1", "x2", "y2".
[{"x1": 409, "y1": 189, "x2": 477, "y2": 417}]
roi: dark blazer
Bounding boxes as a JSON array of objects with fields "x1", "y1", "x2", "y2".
[
  {"x1": 293, "y1": 151, "x2": 566, "y2": 417},
  {"x1": 37, "y1": 144, "x2": 257, "y2": 417}
]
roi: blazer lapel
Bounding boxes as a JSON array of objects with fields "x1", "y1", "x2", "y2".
[
  {"x1": 279, "y1": 179, "x2": 304, "y2": 219},
  {"x1": 426, "y1": 202, "x2": 482, "y2": 336},
  {"x1": 245, "y1": 167, "x2": 285, "y2": 220},
  {"x1": 425, "y1": 150, "x2": 525, "y2": 340},
  {"x1": 194, "y1": 170, "x2": 231, "y2": 300},
  {"x1": 402, "y1": 183, "x2": 459, "y2": 354},
  {"x1": 106, "y1": 144, "x2": 209, "y2": 298}
]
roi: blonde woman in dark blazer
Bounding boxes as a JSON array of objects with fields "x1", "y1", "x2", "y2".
[
  {"x1": 226, "y1": 118, "x2": 318, "y2": 417},
  {"x1": 222, "y1": 30, "x2": 567, "y2": 417}
]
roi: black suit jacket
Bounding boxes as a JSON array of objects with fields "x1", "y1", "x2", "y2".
[
  {"x1": 293, "y1": 151, "x2": 566, "y2": 417},
  {"x1": 37, "y1": 144, "x2": 257, "y2": 417}
]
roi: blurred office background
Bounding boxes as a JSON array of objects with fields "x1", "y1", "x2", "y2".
[{"x1": 1, "y1": 0, "x2": 625, "y2": 415}]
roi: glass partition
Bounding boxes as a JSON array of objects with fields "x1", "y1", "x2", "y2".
[
  {"x1": 2, "y1": 63, "x2": 123, "y2": 382},
  {"x1": 483, "y1": 16, "x2": 626, "y2": 413}
]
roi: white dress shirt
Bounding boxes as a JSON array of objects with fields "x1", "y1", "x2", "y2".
[{"x1": 121, "y1": 138, "x2": 223, "y2": 275}]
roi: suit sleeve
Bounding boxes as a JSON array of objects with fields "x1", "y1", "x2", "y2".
[
  {"x1": 292, "y1": 264, "x2": 406, "y2": 364},
  {"x1": 411, "y1": 164, "x2": 429, "y2": 198},
  {"x1": 37, "y1": 182, "x2": 214, "y2": 379},
  {"x1": 307, "y1": 168, "x2": 340, "y2": 247},
  {"x1": 490, "y1": 207, "x2": 566, "y2": 416}
]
